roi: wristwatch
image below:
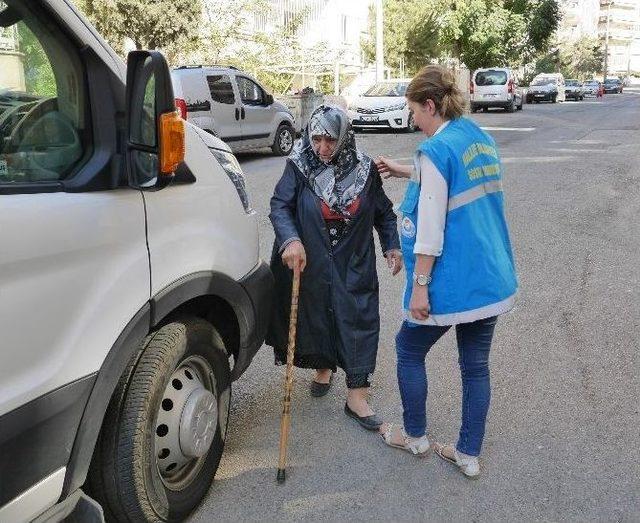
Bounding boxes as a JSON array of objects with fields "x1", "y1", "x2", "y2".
[{"x1": 413, "y1": 273, "x2": 432, "y2": 286}]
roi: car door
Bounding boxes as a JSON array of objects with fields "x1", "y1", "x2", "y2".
[
  {"x1": 206, "y1": 72, "x2": 242, "y2": 142},
  {"x1": 234, "y1": 75, "x2": 274, "y2": 149},
  {"x1": 0, "y1": 3, "x2": 149, "y2": 517}
]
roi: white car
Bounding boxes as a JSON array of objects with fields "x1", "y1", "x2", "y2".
[
  {"x1": 0, "y1": 1, "x2": 272, "y2": 522},
  {"x1": 348, "y1": 80, "x2": 417, "y2": 132},
  {"x1": 470, "y1": 67, "x2": 523, "y2": 113},
  {"x1": 171, "y1": 66, "x2": 296, "y2": 155}
]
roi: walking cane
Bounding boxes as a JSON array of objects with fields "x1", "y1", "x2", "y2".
[{"x1": 276, "y1": 262, "x2": 301, "y2": 484}]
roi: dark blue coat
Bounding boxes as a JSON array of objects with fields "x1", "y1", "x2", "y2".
[{"x1": 266, "y1": 159, "x2": 400, "y2": 375}]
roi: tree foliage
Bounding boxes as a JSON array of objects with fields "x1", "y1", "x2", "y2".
[
  {"x1": 363, "y1": 0, "x2": 561, "y2": 72},
  {"x1": 361, "y1": 0, "x2": 441, "y2": 77},
  {"x1": 80, "y1": 0, "x2": 202, "y2": 52},
  {"x1": 553, "y1": 36, "x2": 604, "y2": 80}
]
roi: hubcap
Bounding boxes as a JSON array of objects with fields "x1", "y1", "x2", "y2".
[
  {"x1": 279, "y1": 129, "x2": 293, "y2": 152},
  {"x1": 155, "y1": 356, "x2": 217, "y2": 490}
]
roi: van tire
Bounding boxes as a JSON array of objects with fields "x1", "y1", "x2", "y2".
[
  {"x1": 272, "y1": 123, "x2": 295, "y2": 156},
  {"x1": 88, "y1": 319, "x2": 231, "y2": 522},
  {"x1": 506, "y1": 99, "x2": 515, "y2": 113}
]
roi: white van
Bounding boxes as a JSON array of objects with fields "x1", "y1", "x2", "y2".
[
  {"x1": 470, "y1": 67, "x2": 523, "y2": 113},
  {"x1": 0, "y1": 1, "x2": 273, "y2": 522},
  {"x1": 171, "y1": 66, "x2": 296, "y2": 155}
]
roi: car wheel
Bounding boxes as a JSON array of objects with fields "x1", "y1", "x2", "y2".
[
  {"x1": 406, "y1": 112, "x2": 417, "y2": 132},
  {"x1": 272, "y1": 123, "x2": 295, "y2": 156},
  {"x1": 551, "y1": 94, "x2": 557, "y2": 103},
  {"x1": 88, "y1": 318, "x2": 231, "y2": 523},
  {"x1": 506, "y1": 98, "x2": 515, "y2": 113}
]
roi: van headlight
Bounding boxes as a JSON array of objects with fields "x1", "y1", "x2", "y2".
[
  {"x1": 387, "y1": 102, "x2": 407, "y2": 111},
  {"x1": 209, "y1": 148, "x2": 252, "y2": 212}
]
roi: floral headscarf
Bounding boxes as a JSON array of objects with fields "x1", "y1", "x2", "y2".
[{"x1": 289, "y1": 105, "x2": 372, "y2": 216}]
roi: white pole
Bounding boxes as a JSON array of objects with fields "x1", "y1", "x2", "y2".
[{"x1": 375, "y1": 0, "x2": 384, "y2": 82}]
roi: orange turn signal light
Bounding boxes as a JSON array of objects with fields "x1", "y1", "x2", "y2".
[{"x1": 159, "y1": 110, "x2": 185, "y2": 175}]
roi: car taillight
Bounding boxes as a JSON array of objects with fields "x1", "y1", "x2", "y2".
[
  {"x1": 508, "y1": 80, "x2": 514, "y2": 94},
  {"x1": 469, "y1": 80, "x2": 474, "y2": 95},
  {"x1": 175, "y1": 98, "x2": 188, "y2": 120}
]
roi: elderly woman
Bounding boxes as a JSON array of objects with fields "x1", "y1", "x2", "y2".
[
  {"x1": 266, "y1": 105, "x2": 402, "y2": 431},
  {"x1": 376, "y1": 65, "x2": 518, "y2": 477}
]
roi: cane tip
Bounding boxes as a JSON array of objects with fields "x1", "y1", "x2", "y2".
[{"x1": 277, "y1": 469, "x2": 286, "y2": 484}]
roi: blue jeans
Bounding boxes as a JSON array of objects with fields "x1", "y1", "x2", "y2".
[{"x1": 395, "y1": 316, "x2": 498, "y2": 456}]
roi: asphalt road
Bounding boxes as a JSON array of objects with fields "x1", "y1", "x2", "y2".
[{"x1": 190, "y1": 91, "x2": 640, "y2": 522}]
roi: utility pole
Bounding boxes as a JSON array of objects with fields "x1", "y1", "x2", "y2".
[
  {"x1": 603, "y1": 0, "x2": 612, "y2": 81},
  {"x1": 375, "y1": 0, "x2": 384, "y2": 82}
]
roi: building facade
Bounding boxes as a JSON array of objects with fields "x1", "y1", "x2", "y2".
[
  {"x1": 598, "y1": 0, "x2": 640, "y2": 76},
  {"x1": 0, "y1": 24, "x2": 26, "y2": 92},
  {"x1": 558, "y1": 0, "x2": 601, "y2": 40}
]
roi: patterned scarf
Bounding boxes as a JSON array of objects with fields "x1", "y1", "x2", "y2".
[{"x1": 289, "y1": 105, "x2": 371, "y2": 216}]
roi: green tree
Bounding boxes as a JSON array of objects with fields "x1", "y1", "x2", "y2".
[
  {"x1": 80, "y1": 0, "x2": 202, "y2": 52},
  {"x1": 439, "y1": 0, "x2": 528, "y2": 70},
  {"x1": 361, "y1": 0, "x2": 441, "y2": 77},
  {"x1": 558, "y1": 36, "x2": 604, "y2": 80}
]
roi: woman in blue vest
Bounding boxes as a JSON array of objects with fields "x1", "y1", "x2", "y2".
[{"x1": 375, "y1": 65, "x2": 518, "y2": 478}]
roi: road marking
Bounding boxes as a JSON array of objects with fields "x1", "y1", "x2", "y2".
[
  {"x1": 502, "y1": 156, "x2": 576, "y2": 163},
  {"x1": 481, "y1": 127, "x2": 535, "y2": 132}
]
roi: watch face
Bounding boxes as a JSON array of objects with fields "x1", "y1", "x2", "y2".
[{"x1": 415, "y1": 274, "x2": 429, "y2": 286}]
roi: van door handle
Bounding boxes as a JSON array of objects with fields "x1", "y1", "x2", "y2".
[
  {"x1": 241, "y1": 107, "x2": 245, "y2": 119},
  {"x1": 235, "y1": 108, "x2": 240, "y2": 120}
]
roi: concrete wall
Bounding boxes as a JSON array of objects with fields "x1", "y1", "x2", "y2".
[{"x1": 0, "y1": 51, "x2": 26, "y2": 91}]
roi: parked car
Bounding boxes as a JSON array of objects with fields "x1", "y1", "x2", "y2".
[
  {"x1": 470, "y1": 67, "x2": 523, "y2": 113},
  {"x1": 526, "y1": 73, "x2": 566, "y2": 103},
  {"x1": 583, "y1": 79, "x2": 602, "y2": 96},
  {"x1": 0, "y1": 1, "x2": 273, "y2": 522},
  {"x1": 347, "y1": 80, "x2": 417, "y2": 132},
  {"x1": 564, "y1": 79, "x2": 585, "y2": 101},
  {"x1": 172, "y1": 66, "x2": 296, "y2": 155},
  {"x1": 603, "y1": 77, "x2": 623, "y2": 94}
]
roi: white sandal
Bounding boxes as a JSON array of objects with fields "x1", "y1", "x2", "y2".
[{"x1": 380, "y1": 423, "x2": 431, "y2": 456}]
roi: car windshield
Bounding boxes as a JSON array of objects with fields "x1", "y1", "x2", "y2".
[
  {"x1": 531, "y1": 78, "x2": 554, "y2": 86},
  {"x1": 584, "y1": 81, "x2": 598, "y2": 85},
  {"x1": 363, "y1": 82, "x2": 408, "y2": 97},
  {"x1": 475, "y1": 70, "x2": 508, "y2": 86},
  {"x1": 604, "y1": 79, "x2": 619, "y2": 84},
  {"x1": 566, "y1": 80, "x2": 580, "y2": 86}
]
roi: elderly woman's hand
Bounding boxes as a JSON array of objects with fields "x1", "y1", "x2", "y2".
[
  {"x1": 386, "y1": 249, "x2": 403, "y2": 276},
  {"x1": 282, "y1": 240, "x2": 307, "y2": 272},
  {"x1": 375, "y1": 156, "x2": 413, "y2": 179}
]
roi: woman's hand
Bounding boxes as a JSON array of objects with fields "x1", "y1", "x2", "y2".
[
  {"x1": 374, "y1": 156, "x2": 413, "y2": 179},
  {"x1": 281, "y1": 240, "x2": 307, "y2": 272},
  {"x1": 409, "y1": 285, "x2": 430, "y2": 320},
  {"x1": 386, "y1": 249, "x2": 403, "y2": 276}
]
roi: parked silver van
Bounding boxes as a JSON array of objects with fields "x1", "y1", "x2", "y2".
[{"x1": 172, "y1": 66, "x2": 296, "y2": 155}]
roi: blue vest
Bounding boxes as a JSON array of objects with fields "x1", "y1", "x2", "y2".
[{"x1": 400, "y1": 117, "x2": 518, "y2": 325}]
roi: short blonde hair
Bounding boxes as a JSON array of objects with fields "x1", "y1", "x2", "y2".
[{"x1": 406, "y1": 65, "x2": 467, "y2": 119}]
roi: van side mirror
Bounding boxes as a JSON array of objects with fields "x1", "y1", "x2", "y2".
[
  {"x1": 126, "y1": 50, "x2": 185, "y2": 190},
  {"x1": 265, "y1": 93, "x2": 274, "y2": 106}
]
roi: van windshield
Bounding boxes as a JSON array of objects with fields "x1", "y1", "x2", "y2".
[
  {"x1": 475, "y1": 70, "x2": 508, "y2": 86},
  {"x1": 364, "y1": 82, "x2": 408, "y2": 97}
]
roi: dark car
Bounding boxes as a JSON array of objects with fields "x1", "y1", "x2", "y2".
[
  {"x1": 603, "y1": 78, "x2": 623, "y2": 94},
  {"x1": 565, "y1": 79, "x2": 584, "y2": 101}
]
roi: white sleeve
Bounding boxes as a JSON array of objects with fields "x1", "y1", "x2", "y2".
[{"x1": 413, "y1": 153, "x2": 448, "y2": 256}]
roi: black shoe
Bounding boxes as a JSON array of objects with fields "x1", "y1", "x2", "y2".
[
  {"x1": 310, "y1": 375, "x2": 333, "y2": 397},
  {"x1": 344, "y1": 403, "x2": 383, "y2": 431}
]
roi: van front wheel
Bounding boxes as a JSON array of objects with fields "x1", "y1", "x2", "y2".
[
  {"x1": 272, "y1": 123, "x2": 295, "y2": 156},
  {"x1": 89, "y1": 318, "x2": 231, "y2": 522}
]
